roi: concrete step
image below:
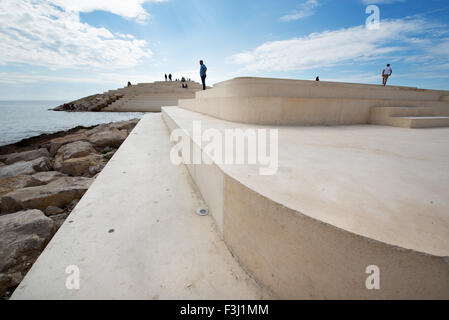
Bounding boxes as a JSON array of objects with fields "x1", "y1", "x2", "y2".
[
  {"x1": 370, "y1": 106, "x2": 449, "y2": 128},
  {"x1": 195, "y1": 77, "x2": 445, "y2": 102},
  {"x1": 392, "y1": 116, "x2": 449, "y2": 128},
  {"x1": 12, "y1": 114, "x2": 272, "y2": 300},
  {"x1": 161, "y1": 106, "x2": 449, "y2": 299},
  {"x1": 179, "y1": 96, "x2": 449, "y2": 126}
]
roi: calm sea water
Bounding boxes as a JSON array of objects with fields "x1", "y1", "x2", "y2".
[{"x1": 0, "y1": 101, "x2": 144, "y2": 147}]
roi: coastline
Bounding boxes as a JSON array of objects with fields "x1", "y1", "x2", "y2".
[{"x1": 0, "y1": 118, "x2": 140, "y2": 299}]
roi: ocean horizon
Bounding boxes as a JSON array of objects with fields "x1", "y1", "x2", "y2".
[{"x1": 0, "y1": 100, "x2": 144, "y2": 147}]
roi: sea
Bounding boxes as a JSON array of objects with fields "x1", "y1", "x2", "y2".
[{"x1": 0, "y1": 101, "x2": 145, "y2": 147}]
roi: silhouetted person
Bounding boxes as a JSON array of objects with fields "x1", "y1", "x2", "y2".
[
  {"x1": 169, "y1": 74, "x2": 172, "y2": 81},
  {"x1": 127, "y1": 81, "x2": 131, "y2": 87},
  {"x1": 382, "y1": 64, "x2": 392, "y2": 86},
  {"x1": 315, "y1": 76, "x2": 320, "y2": 81},
  {"x1": 165, "y1": 74, "x2": 167, "y2": 81},
  {"x1": 200, "y1": 60, "x2": 207, "y2": 90}
]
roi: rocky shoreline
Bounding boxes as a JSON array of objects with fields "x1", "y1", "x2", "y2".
[
  {"x1": 52, "y1": 92, "x2": 124, "y2": 112},
  {"x1": 0, "y1": 118, "x2": 139, "y2": 299}
]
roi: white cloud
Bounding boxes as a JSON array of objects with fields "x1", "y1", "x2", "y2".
[
  {"x1": 280, "y1": 0, "x2": 320, "y2": 22},
  {"x1": 228, "y1": 18, "x2": 440, "y2": 73},
  {"x1": 0, "y1": 0, "x2": 152, "y2": 69},
  {"x1": 49, "y1": 0, "x2": 168, "y2": 23}
]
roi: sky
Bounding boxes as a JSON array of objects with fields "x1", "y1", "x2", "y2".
[{"x1": 0, "y1": 0, "x2": 448, "y2": 100}]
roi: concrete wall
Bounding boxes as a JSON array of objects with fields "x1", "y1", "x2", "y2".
[{"x1": 179, "y1": 77, "x2": 449, "y2": 126}]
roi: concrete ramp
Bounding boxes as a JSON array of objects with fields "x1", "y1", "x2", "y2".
[{"x1": 12, "y1": 114, "x2": 272, "y2": 300}]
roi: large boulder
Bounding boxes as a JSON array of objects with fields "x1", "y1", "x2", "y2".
[
  {"x1": 31, "y1": 171, "x2": 67, "y2": 185},
  {"x1": 54, "y1": 154, "x2": 104, "y2": 177},
  {"x1": 0, "y1": 209, "x2": 56, "y2": 296},
  {"x1": 108, "y1": 119, "x2": 139, "y2": 132},
  {"x1": 56, "y1": 141, "x2": 96, "y2": 161},
  {"x1": 49, "y1": 133, "x2": 88, "y2": 156},
  {"x1": 0, "y1": 177, "x2": 93, "y2": 213},
  {"x1": 0, "y1": 157, "x2": 52, "y2": 181},
  {"x1": 88, "y1": 129, "x2": 128, "y2": 148},
  {"x1": 84, "y1": 124, "x2": 109, "y2": 137},
  {"x1": 0, "y1": 175, "x2": 43, "y2": 198},
  {"x1": 0, "y1": 149, "x2": 50, "y2": 166}
]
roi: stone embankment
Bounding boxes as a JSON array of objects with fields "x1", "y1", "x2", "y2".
[
  {"x1": 0, "y1": 119, "x2": 139, "y2": 298},
  {"x1": 53, "y1": 93, "x2": 124, "y2": 112}
]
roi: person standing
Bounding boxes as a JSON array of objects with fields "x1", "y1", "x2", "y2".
[
  {"x1": 200, "y1": 60, "x2": 207, "y2": 90},
  {"x1": 169, "y1": 73, "x2": 172, "y2": 81},
  {"x1": 382, "y1": 64, "x2": 392, "y2": 86},
  {"x1": 165, "y1": 74, "x2": 167, "y2": 81}
]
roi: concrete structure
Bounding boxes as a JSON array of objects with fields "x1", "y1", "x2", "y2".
[
  {"x1": 162, "y1": 106, "x2": 449, "y2": 299},
  {"x1": 104, "y1": 81, "x2": 204, "y2": 112},
  {"x1": 12, "y1": 114, "x2": 273, "y2": 299},
  {"x1": 13, "y1": 77, "x2": 449, "y2": 299},
  {"x1": 179, "y1": 77, "x2": 449, "y2": 128}
]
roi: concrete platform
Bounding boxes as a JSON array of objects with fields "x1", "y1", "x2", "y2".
[
  {"x1": 12, "y1": 114, "x2": 273, "y2": 300},
  {"x1": 162, "y1": 106, "x2": 449, "y2": 299},
  {"x1": 179, "y1": 77, "x2": 449, "y2": 127}
]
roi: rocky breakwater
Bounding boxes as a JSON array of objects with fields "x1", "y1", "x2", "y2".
[
  {"x1": 0, "y1": 118, "x2": 139, "y2": 298},
  {"x1": 53, "y1": 92, "x2": 124, "y2": 112}
]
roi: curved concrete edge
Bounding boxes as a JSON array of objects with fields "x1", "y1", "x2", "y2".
[
  {"x1": 179, "y1": 96, "x2": 449, "y2": 126},
  {"x1": 161, "y1": 107, "x2": 449, "y2": 299},
  {"x1": 200, "y1": 77, "x2": 447, "y2": 101}
]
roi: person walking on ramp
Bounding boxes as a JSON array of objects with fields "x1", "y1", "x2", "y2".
[
  {"x1": 200, "y1": 60, "x2": 207, "y2": 90},
  {"x1": 382, "y1": 64, "x2": 392, "y2": 86}
]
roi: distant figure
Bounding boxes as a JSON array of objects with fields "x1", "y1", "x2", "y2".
[
  {"x1": 382, "y1": 64, "x2": 392, "y2": 86},
  {"x1": 127, "y1": 81, "x2": 131, "y2": 87},
  {"x1": 165, "y1": 74, "x2": 167, "y2": 81},
  {"x1": 200, "y1": 60, "x2": 207, "y2": 90},
  {"x1": 181, "y1": 77, "x2": 186, "y2": 82},
  {"x1": 169, "y1": 74, "x2": 172, "y2": 81},
  {"x1": 315, "y1": 76, "x2": 320, "y2": 81}
]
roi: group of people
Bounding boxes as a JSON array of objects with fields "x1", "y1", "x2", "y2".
[{"x1": 162, "y1": 60, "x2": 208, "y2": 90}]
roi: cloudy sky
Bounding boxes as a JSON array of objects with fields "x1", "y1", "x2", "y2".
[{"x1": 0, "y1": 0, "x2": 448, "y2": 100}]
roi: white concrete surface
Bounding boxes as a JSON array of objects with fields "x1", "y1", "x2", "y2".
[
  {"x1": 12, "y1": 114, "x2": 273, "y2": 300},
  {"x1": 162, "y1": 106, "x2": 449, "y2": 299}
]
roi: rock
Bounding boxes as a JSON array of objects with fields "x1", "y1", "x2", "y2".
[
  {"x1": 0, "y1": 162, "x2": 5, "y2": 167},
  {"x1": 88, "y1": 129, "x2": 128, "y2": 148},
  {"x1": 0, "y1": 149, "x2": 50, "y2": 166},
  {"x1": 0, "y1": 177, "x2": 93, "y2": 213},
  {"x1": 67, "y1": 199, "x2": 79, "y2": 211},
  {"x1": 31, "y1": 171, "x2": 67, "y2": 185},
  {"x1": 49, "y1": 133, "x2": 88, "y2": 156},
  {"x1": 0, "y1": 175, "x2": 43, "y2": 198},
  {"x1": 50, "y1": 212, "x2": 69, "y2": 230},
  {"x1": 0, "y1": 157, "x2": 52, "y2": 181},
  {"x1": 108, "y1": 119, "x2": 139, "y2": 132},
  {"x1": 55, "y1": 154, "x2": 104, "y2": 177},
  {"x1": 56, "y1": 141, "x2": 96, "y2": 161},
  {"x1": 44, "y1": 206, "x2": 64, "y2": 216},
  {"x1": 85, "y1": 124, "x2": 109, "y2": 137},
  {"x1": 0, "y1": 210, "x2": 56, "y2": 296}
]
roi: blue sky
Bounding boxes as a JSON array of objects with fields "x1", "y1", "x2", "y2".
[{"x1": 0, "y1": 0, "x2": 448, "y2": 100}]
